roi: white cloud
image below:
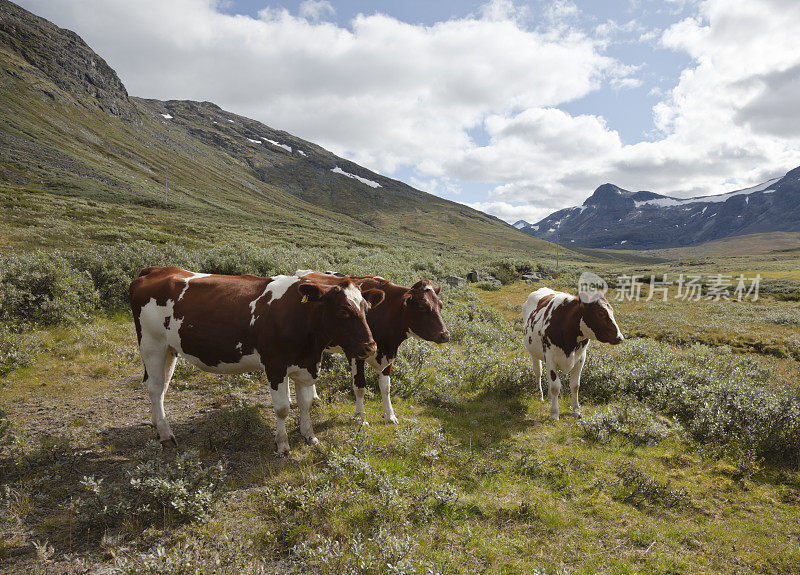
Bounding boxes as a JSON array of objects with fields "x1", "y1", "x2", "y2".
[
  {"x1": 298, "y1": 0, "x2": 335, "y2": 22},
  {"x1": 465, "y1": 201, "x2": 553, "y2": 225},
  {"x1": 13, "y1": 0, "x2": 800, "y2": 226}
]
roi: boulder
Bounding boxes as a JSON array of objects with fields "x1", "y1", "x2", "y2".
[
  {"x1": 443, "y1": 275, "x2": 467, "y2": 287},
  {"x1": 466, "y1": 270, "x2": 479, "y2": 283}
]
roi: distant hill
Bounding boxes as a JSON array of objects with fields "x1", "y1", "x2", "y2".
[
  {"x1": 0, "y1": 0, "x2": 560, "y2": 259},
  {"x1": 519, "y1": 168, "x2": 800, "y2": 250}
]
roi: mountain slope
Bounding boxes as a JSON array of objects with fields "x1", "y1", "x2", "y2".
[
  {"x1": 0, "y1": 0, "x2": 559, "y2": 259},
  {"x1": 520, "y1": 170, "x2": 800, "y2": 249}
]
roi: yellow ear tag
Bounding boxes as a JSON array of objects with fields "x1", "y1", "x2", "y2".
[
  {"x1": 301, "y1": 295, "x2": 308, "y2": 303},
  {"x1": 367, "y1": 301, "x2": 372, "y2": 310}
]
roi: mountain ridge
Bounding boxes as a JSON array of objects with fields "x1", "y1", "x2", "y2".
[
  {"x1": 0, "y1": 0, "x2": 556, "y2": 258},
  {"x1": 519, "y1": 168, "x2": 800, "y2": 250}
]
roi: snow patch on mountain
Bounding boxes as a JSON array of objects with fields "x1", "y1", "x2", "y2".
[{"x1": 331, "y1": 167, "x2": 381, "y2": 188}]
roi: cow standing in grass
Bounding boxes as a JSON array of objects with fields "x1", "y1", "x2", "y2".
[
  {"x1": 129, "y1": 267, "x2": 384, "y2": 454},
  {"x1": 296, "y1": 271, "x2": 450, "y2": 424},
  {"x1": 523, "y1": 287, "x2": 624, "y2": 420}
]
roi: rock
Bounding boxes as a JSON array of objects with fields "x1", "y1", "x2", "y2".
[
  {"x1": 442, "y1": 275, "x2": 467, "y2": 287},
  {"x1": 466, "y1": 270, "x2": 479, "y2": 283}
]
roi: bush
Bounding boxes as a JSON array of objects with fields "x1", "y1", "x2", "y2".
[
  {"x1": 67, "y1": 241, "x2": 193, "y2": 309},
  {"x1": 580, "y1": 400, "x2": 682, "y2": 446},
  {"x1": 0, "y1": 251, "x2": 98, "y2": 325},
  {"x1": 581, "y1": 339, "x2": 800, "y2": 465},
  {"x1": 475, "y1": 280, "x2": 500, "y2": 291},
  {"x1": 616, "y1": 464, "x2": 689, "y2": 509},
  {"x1": 80, "y1": 441, "x2": 226, "y2": 530},
  {"x1": 0, "y1": 325, "x2": 38, "y2": 376}
]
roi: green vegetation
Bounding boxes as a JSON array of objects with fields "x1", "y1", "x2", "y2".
[{"x1": 2, "y1": 267, "x2": 800, "y2": 573}]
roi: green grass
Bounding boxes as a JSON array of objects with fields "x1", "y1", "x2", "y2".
[{"x1": 2, "y1": 280, "x2": 800, "y2": 573}]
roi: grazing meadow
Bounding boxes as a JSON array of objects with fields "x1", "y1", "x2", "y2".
[{"x1": 1, "y1": 239, "x2": 800, "y2": 574}]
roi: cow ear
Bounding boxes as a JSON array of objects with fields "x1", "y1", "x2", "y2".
[
  {"x1": 298, "y1": 283, "x2": 325, "y2": 302},
  {"x1": 402, "y1": 292, "x2": 413, "y2": 306},
  {"x1": 362, "y1": 288, "x2": 385, "y2": 309},
  {"x1": 433, "y1": 285, "x2": 442, "y2": 295}
]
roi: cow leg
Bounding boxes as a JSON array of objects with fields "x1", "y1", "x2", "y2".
[
  {"x1": 569, "y1": 355, "x2": 586, "y2": 417},
  {"x1": 352, "y1": 359, "x2": 369, "y2": 425},
  {"x1": 379, "y1": 364, "x2": 398, "y2": 425},
  {"x1": 270, "y1": 377, "x2": 291, "y2": 455},
  {"x1": 533, "y1": 359, "x2": 544, "y2": 402},
  {"x1": 311, "y1": 384, "x2": 321, "y2": 404},
  {"x1": 546, "y1": 362, "x2": 561, "y2": 421},
  {"x1": 141, "y1": 342, "x2": 176, "y2": 446},
  {"x1": 294, "y1": 376, "x2": 319, "y2": 445}
]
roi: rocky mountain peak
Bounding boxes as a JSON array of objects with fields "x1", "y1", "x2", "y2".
[{"x1": 0, "y1": 0, "x2": 140, "y2": 123}]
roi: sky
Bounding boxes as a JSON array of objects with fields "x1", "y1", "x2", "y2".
[{"x1": 17, "y1": 0, "x2": 800, "y2": 224}]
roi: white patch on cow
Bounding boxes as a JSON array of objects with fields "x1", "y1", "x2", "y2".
[
  {"x1": 177, "y1": 272, "x2": 211, "y2": 302},
  {"x1": 295, "y1": 269, "x2": 313, "y2": 277},
  {"x1": 344, "y1": 283, "x2": 365, "y2": 308},
  {"x1": 579, "y1": 318, "x2": 597, "y2": 340},
  {"x1": 235, "y1": 342, "x2": 242, "y2": 351},
  {"x1": 249, "y1": 275, "x2": 299, "y2": 326}
]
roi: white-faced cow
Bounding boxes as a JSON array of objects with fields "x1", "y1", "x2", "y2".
[
  {"x1": 295, "y1": 270, "x2": 450, "y2": 424},
  {"x1": 522, "y1": 287, "x2": 624, "y2": 420},
  {"x1": 129, "y1": 267, "x2": 384, "y2": 454}
]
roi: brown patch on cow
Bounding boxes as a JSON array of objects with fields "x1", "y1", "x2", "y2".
[
  {"x1": 172, "y1": 273, "x2": 264, "y2": 369},
  {"x1": 382, "y1": 364, "x2": 391, "y2": 376},
  {"x1": 354, "y1": 360, "x2": 367, "y2": 388},
  {"x1": 549, "y1": 370, "x2": 556, "y2": 381},
  {"x1": 543, "y1": 297, "x2": 584, "y2": 356}
]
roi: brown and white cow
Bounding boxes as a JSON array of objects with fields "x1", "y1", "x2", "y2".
[
  {"x1": 295, "y1": 270, "x2": 450, "y2": 424},
  {"x1": 522, "y1": 287, "x2": 624, "y2": 420},
  {"x1": 129, "y1": 267, "x2": 384, "y2": 454}
]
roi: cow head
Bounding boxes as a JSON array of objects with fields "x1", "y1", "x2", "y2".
[
  {"x1": 299, "y1": 280, "x2": 383, "y2": 358},
  {"x1": 578, "y1": 292, "x2": 624, "y2": 345},
  {"x1": 402, "y1": 280, "x2": 451, "y2": 344}
]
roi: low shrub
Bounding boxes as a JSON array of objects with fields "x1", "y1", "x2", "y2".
[
  {"x1": 79, "y1": 441, "x2": 226, "y2": 530},
  {"x1": 0, "y1": 251, "x2": 98, "y2": 325},
  {"x1": 0, "y1": 325, "x2": 38, "y2": 376},
  {"x1": 581, "y1": 339, "x2": 800, "y2": 465},
  {"x1": 615, "y1": 464, "x2": 689, "y2": 509},
  {"x1": 475, "y1": 280, "x2": 501, "y2": 291},
  {"x1": 580, "y1": 400, "x2": 682, "y2": 446}
]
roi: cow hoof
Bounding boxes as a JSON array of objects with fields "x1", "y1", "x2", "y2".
[
  {"x1": 161, "y1": 435, "x2": 178, "y2": 448},
  {"x1": 549, "y1": 413, "x2": 560, "y2": 421},
  {"x1": 305, "y1": 436, "x2": 319, "y2": 446},
  {"x1": 353, "y1": 413, "x2": 369, "y2": 426},
  {"x1": 274, "y1": 441, "x2": 290, "y2": 456},
  {"x1": 384, "y1": 414, "x2": 398, "y2": 425}
]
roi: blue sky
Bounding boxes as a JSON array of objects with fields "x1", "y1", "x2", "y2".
[{"x1": 19, "y1": 0, "x2": 800, "y2": 223}]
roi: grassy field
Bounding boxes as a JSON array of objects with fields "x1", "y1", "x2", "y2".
[{"x1": 2, "y1": 250, "x2": 800, "y2": 573}]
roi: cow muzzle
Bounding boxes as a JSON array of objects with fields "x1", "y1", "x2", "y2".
[
  {"x1": 355, "y1": 341, "x2": 378, "y2": 358},
  {"x1": 612, "y1": 334, "x2": 625, "y2": 345},
  {"x1": 436, "y1": 331, "x2": 451, "y2": 344}
]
